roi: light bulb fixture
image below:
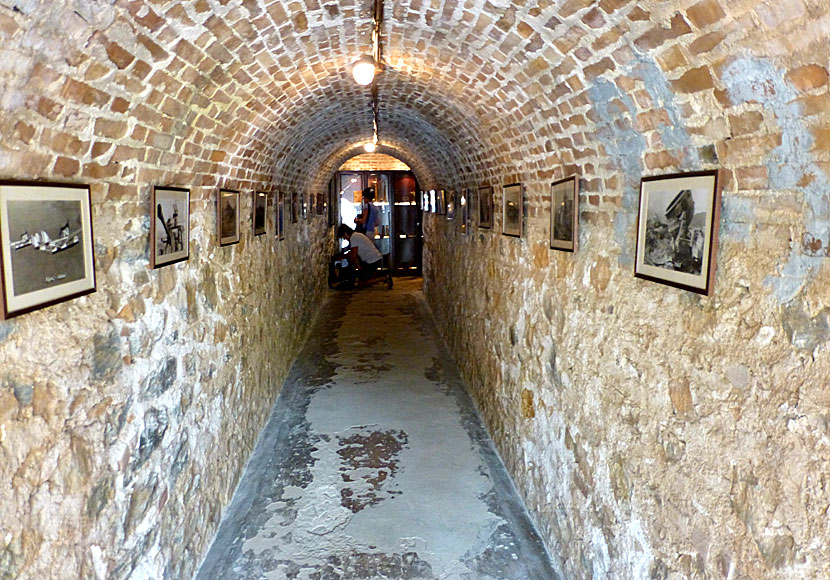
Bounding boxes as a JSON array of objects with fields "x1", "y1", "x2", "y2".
[
  {"x1": 351, "y1": 55, "x2": 376, "y2": 86},
  {"x1": 364, "y1": 141, "x2": 377, "y2": 153}
]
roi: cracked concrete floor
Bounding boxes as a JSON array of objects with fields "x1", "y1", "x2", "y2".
[{"x1": 194, "y1": 278, "x2": 558, "y2": 580}]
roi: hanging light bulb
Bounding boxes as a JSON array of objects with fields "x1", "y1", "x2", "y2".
[
  {"x1": 351, "y1": 55, "x2": 376, "y2": 85},
  {"x1": 364, "y1": 141, "x2": 377, "y2": 153}
]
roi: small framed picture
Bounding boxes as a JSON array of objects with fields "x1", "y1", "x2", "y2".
[
  {"x1": 429, "y1": 190, "x2": 436, "y2": 213},
  {"x1": 502, "y1": 183, "x2": 523, "y2": 237},
  {"x1": 151, "y1": 186, "x2": 189, "y2": 268},
  {"x1": 477, "y1": 185, "x2": 493, "y2": 229},
  {"x1": 300, "y1": 193, "x2": 307, "y2": 220},
  {"x1": 290, "y1": 193, "x2": 298, "y2": 223},
  {"x1": 446, "y1": 190, "x2": 456, "y2": 221},
  {"x1": 550, "y1": 176, "x2": 578, "y2": 252},
  {"x1": 276, "y1": 192, "x2": 285, "y2": 240},
  {"x1": 0, "y1": 181, "x2": 96, "y2": 319},
  {"x1": 316, "y1": 193, "x2": 324, "y2": 216},
  {"x1": 460, "y1": 189, "x2": 469, "y2": 235},
  {"x1": 217, "y1": 189, "x2": 240, "y2": 246},
  {"x1": 253, "y1": 191, "x2": 267, "y2": 236},
  {"x1": 635, "y1": 169, "x2": 722, "y2": 295},
  {"x1": 436, "y1": 189, "x2": 446, "y2": 215}
]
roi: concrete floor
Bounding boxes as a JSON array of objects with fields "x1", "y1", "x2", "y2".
[{"x1": 194, "y1": 278, "x2": 558, "y2": 580}]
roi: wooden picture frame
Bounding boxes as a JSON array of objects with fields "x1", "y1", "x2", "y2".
[
  {"x1": 253, "y1": 191, "x2": 267, "y2": 236},
  {"x1": 436, "y1": 189, "x2": 446, "y2": 215},
  {"x1": 218, "y1": 189, "x2": 240, "y2": 246},
  {"x1": 502, "y1": 183, "x2": 523, "y2": 237},
  {"x1": 550, "y1": 176, "x2": 578, "y2": 252},
  {"x1": 151, "y1": 186, "x2": 189, "y2": 268},
  {"x1": 477, "y1": 185, "x2": 493, "y2": 229},
  {"x1": 0, "y1": 181, "x2": 96, "y2": 319},
  {"x1": 634, "y1": 169, "x2": 722, "y2": 295}
]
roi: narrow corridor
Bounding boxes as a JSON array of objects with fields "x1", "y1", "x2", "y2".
[{"x1": 194, "y1": 279, "x2": 558, "y2": 580}]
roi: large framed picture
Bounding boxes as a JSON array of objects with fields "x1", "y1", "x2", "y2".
[
  {"x1": 253, "y1": 191, "x2": 267, "y2": 236},
  {"x1": 550, "y1": 176, "x2": 578, "y2": 252},
  {"x1": 478, "y1": 185, "x2": 493, "y2": 229},
  {"x1": 502, "y1": 183, "x2": 523, "y2": 237},
  {"x1": 217, "y1": 189, "x2": 240, "y2": 246},
  {"x1": 635, "y1": 169, "x2": 722, "y2": 295},
  {"x1": 0, "y1": 181, "x2": 96, "y2": 319},
  {"x1": 151, "y1": 186, "x2": 189, "y2": 268}
]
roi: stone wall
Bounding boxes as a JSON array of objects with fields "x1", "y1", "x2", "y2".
[
  {"x1": 0, "y1": 190, "x2": 330, "y2": 580},
  {"x1": 0, "y1": 2, "x2": 332, "y2": 579},
  {"x1": 422, "y1": 37, "x2": 830, "y2": 580}
]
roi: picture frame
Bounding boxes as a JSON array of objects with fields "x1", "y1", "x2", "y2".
[
  {"x1": 460, "y1": 189, "x2": 469, "y2": 235},
  {"x1": 300, "y1": 193, "x2": 307, "y2": 220},
  {"x1": 253, "y1": 191, "x2": 267, "y2": 236},
  {"x1": 316, "y1": 193, "x2": 324, "y2": 216},
  {"x1": 437, "y1": 189, "x2": 446, "y2": 215},
  {"x1": 278, "y1": 193, "x2": 286, "y2": 240},
  {"x1": 446, "y1": 190, "x2": 456, "y2": 221},
  {"x1": 0, "y1": 181, "x2": 96, "y2": 319},
  {"x1": 290, "y1": 193, "x2": 298, "y2": 223},
  {"x1": 429, "y1": 190, "x2": 436, "y2": 213},
  {"x1": 217, "y1": 188, "x2": 240, "y2": 246},
  {"x1": 550, "y1": 176, "x2": 578, "y2": 252},
  {"x1": 634, "y1": 169, "x2": 722, "y2": 296},
  {"x1": 151, "y1": 186, "x2": 189, "y2": 268},
  {"x1": 502, "y1": 183, "x2": 523, "y2": 237},
  {"x1": 477, "y1": 185, "x2": 493, "y2": 229}
]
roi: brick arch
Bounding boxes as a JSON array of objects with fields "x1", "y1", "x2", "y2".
[{"x1": 315, "y1": 142, "x2": 437, "y2": 193}]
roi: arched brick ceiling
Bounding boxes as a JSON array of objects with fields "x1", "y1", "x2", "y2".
[{"x1": 3, "y1": 0, "x2": 826, "y2": 207}]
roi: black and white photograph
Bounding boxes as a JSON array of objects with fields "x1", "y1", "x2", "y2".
[
  {"x1": 478, "y1": 185, "x2": 493, "y2": 229},
  {"x1": 0, "y1": 181, "x2": 96, "y2": 318},
  {"x1": 550, "y1": 176, "x2": 578, "y2": 252},
  {"x1": 502, "y1": 183, "x2": 523, "y2": 237},
  {"x1": 253, "y1": 191, "x2": 267, "y2": 236},
  {"x1": 635, "y1": 169, "x2": 721, "y2": 295},
  {"x1": 151, "y1": 186, "x2": 189, "y2": 268},
  {"x1": 218, "y1": 189, "x2": 240, "y2": 246},
  {"x1": 446, "y1": 189, "x2": 456, "y2": 221}
]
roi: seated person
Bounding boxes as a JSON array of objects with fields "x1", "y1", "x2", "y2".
[{"x1": 336, "y1": 224, "x2": 383, "y2": 285}]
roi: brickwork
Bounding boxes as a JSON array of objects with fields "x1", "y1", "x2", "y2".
[
  {"x1": 0, "y1": 0, "x2": 828, "y2": 578},
  {"x1": 339, "y1": 153, "x2": 411, "y2": 172}
]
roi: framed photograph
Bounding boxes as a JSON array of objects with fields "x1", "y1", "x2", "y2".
[
  {"x1": 635, "y1": 169, "x2": 722, "y2": 295},
  {"x1": 217, "y1": 189, "x2": 240, "y2": 246},
  {"x1": 290, "y1": 193, "x2": 298, "y2": 223},
  {"x1": 502, "y1": 183, "x2": 523, "y2": 237},
  {"x1": 550, "y1": 176, "x2": 578, "y2": 252},
  {"x1": 253, "y1": 191, "x2": 267, "y2": 236},
  {"x1": 460, "y1": 189, "x2": 469, "y2": 235},
  {"x1": 316, "y1": 193, "x2": 324, "y2": 216},
  {"x1": 429, "y1": 190, "x2": 436, "y2": 213},
  {"x1": 151, "y1": 186, "x2": 189, "y2": 268},
  {"x1": 300, "y1": 193, "x2": 307, "y2": 220},
  {"x1": 478, "y1": 185, "x2": 493, "y2": 229},
  {"x1": 446, "y1": 190, "x2": 456, "y2": 221},
  {"x1": 276, "y1": 192, "x2": 285, "y2": 240},
  {"x1": 0, "y1": 181, "x2": 96, "y2": 319},
  {"x1": 437, "y1": 190, "x2": 446, "y2": 215}
]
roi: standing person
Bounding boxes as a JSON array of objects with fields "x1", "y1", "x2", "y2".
[
  {"x1": 336, "y1": 224, "x2": 383, "y2": 286},
  {"x1": 354, "y1": 187, "x2": 377, "y2": 236}
]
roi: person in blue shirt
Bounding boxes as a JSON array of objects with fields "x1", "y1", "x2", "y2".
[{"x1": 354, "y1": 187, "x2": 377, "y2": 236}]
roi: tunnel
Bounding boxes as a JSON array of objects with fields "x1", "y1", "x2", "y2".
[{"x1": 1, "y1": 0, "x2": 830, "y2": 578}]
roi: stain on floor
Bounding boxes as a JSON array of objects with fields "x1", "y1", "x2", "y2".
[{"x1": 194, "y1": 278, "x2": 558, "y2": 580}]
